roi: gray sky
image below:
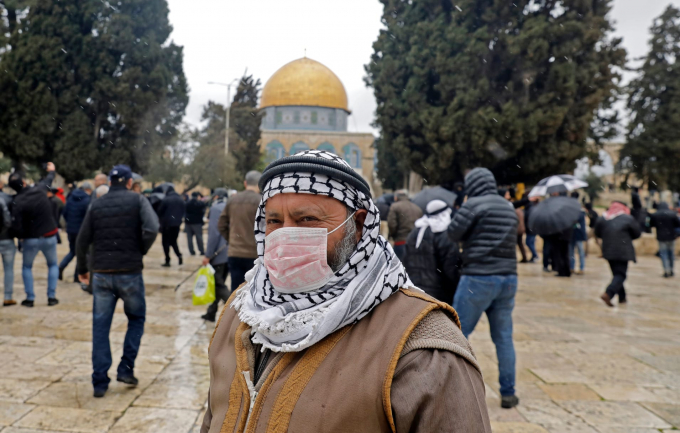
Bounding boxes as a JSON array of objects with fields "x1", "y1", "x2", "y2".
[{"x1": 167, "y1": 0, "x2": 680, "y2": 136}]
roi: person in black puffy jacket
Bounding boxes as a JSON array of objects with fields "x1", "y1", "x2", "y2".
[
  {"x1": 157, "y1": 185, "x2": 186, "y2": 266},
  {"x1": 649, "y1": 202, "x2": 680, "y2": 277},
  {"x1": 448, "y1": 167, "x2": 520, "y2": 409},
  {"x1": 595, "y1": 202, "x2": 642, "y2": 306},
  {"x1": 404, "y1": 200, "x2": 460, "y2": 304}
]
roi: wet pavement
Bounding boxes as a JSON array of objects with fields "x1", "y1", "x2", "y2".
[{"x1": 0, "y1": 237, "x2": 679, "y2": 432}]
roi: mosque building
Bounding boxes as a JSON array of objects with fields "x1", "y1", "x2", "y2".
[{"x1": 258, "y1": 57, "x2": 378, "y2": 193}]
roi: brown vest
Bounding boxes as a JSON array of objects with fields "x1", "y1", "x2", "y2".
[{"x1": 206, "y1": 288, "x2": 460, "y2": 433}]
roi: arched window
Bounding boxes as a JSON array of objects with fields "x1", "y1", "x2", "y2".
[
  {"x1": 317, "y1": 142, "x2": 336, "y2": 154},
  {"x1": 342, "y1": 143, "x2": 362, "y2": 169},
  {"x1": 290, "y1": 141, "x2": 310, "y2": 156},
  {"x1": 265, "y1": 141, "x2": 285, "y2": 163}
]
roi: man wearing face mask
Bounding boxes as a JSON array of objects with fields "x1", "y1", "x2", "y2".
[{"x1": 201, "y1": 150, "x2": 491, "y2": 433}]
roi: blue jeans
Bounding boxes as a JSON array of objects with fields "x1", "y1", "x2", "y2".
[
  {"x1": 453, "y1": 274, "x2": 518, "y2": 397},
  {"x1": 393, "y1": 244, "x2": 406, "y2": 262},
  {"x1": 0, "y1": 239, "x2": 16, "y2": 300},
  {"x1": 92, "y1": 273, "x2": 146, "y2": 391},
  {"x1": 58, "y1": 232, "x2": 78, "y2": 278},
  {"x1": 570, "y1": 240, "x2": 585, "y2": 271},
  {"x1": 525, "y1": 234, "x2": 538, "y2": 260},
  {"x1": 659, "y1": 240, "x2": 675, "y2": 273},
  {"x1": 22, "y1": 236, "x2": 59, "y2": 301}
]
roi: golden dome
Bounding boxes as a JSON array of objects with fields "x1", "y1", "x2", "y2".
[{"x1": 260, "y1": 58, "x2": 349, "y2": 112}]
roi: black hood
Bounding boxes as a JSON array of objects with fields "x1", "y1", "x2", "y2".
[
  {"x1": 465, "y1": 168, "x2": 498, "y2": 198},
  {"x1": 658, "y1": 202, "x2": 670, "y2": 211}
]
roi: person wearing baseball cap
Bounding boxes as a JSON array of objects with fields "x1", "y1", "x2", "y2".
[
  {"x1": 76, "y1": 164, "x2": 160, "y2": 398},
  {"x1": 201, "y1": 150, "x2": 491, "y2": 433}
]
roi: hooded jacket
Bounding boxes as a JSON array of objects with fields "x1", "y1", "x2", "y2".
[
  {"x1": 62, "y1": 188, "x2": 91, "y2": 235},
  {"x1": 447, "y1": 168, "x2": 518, "y2": 276},
  {"x1": 650, "y1": 202, "x2": 680, "y2": 242}
]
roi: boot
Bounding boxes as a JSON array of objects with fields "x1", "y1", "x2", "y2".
[{"x1": 600, "y1": 293, "x2": 614, "y2": 307}]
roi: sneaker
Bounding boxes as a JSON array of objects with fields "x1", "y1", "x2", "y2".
[
  {"x1": 543, "y1": 267, "x2": 551, "y2": 273},
  {"x1": 117, "y1": 375, "x2": 139, "y2": 387},
  {"x1": 501, "y1": 395, "x2": 520, "y2": 409},
  {"x1": 201, "y1": 313, "x2": 216, "y2": 322},
  {"x1": 189, "y1": 252, "x2": 196, "y2": 256},
  {"x1": 93, "y1": 388, "x2": 107, "y2": 398},
  {"x1": 47, "y1": 298, "x2": 59, "y2": 306},
  {"x1": 21, "y1": 299, "x2": 34, "y2": 308},
  {"x1": 519, "y1": 259, "x2": 529, "y2": 263},
  {"x1": 600, "y1": 293, "x2": 614, "y2": 307},
  {"x1": 3, "y1": 300, "x2": 16, "y2": 307}
]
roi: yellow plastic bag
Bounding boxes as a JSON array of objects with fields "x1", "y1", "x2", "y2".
[{"x1": 192, "y1": 265, "x2": 216, "y2": 306}]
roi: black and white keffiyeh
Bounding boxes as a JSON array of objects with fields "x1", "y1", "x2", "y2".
[{"x1": 231, "y1": 150, "x2": 414, "y2": 352}]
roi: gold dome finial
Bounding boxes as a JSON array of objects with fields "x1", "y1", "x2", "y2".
[{"x1": 260, "y1": 57, "x2": 349, "y2": 112}]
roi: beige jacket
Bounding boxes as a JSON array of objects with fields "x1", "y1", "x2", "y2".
[
  {"x1": 201, "y1": 288, "x2": 491, "y2": 433},
  {"x1": 388, "y1": 200, "x2": 424, "y2": 243},
  {"x1": 217, "y1": 189, "x2": 260, "y2": 259}
]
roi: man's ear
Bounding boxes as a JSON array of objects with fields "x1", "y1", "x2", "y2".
[{"x1": 354, "y1": 209, "x2": 368, "y2": 241}]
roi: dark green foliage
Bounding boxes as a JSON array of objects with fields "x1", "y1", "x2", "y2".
[
  {"x1": 0, "y1": 0, "x2": 188, "y2": 181},
  {"x1": 184, "y1": 102, "x2": 241, "y2": 191},
  {"x1": 623, "y1": 5, "x2": 680, "y2": 191},
  {"x1": 375, "y1": 137, "x2": 409, "y2": 190},
  {"x1": 366, "y1": 0, "x2": 625, "y2": 185},
  {"x1": 583, "y1": 171, "x2": 604, "y2": 201},
  {"x1": 229, "y1": 75, "x2": 264, "y2": 175}
]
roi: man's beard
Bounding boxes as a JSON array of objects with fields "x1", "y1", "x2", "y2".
[{"x1": 328, "y1": 214, "x2": 357, "y2": 272}]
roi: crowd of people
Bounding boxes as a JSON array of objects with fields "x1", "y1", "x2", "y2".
[{"x1": 1, "y1": 152, "x2": 677, "y2": 430}]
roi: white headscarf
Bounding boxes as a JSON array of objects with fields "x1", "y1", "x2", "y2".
[
  {"x1": 231, "y1": 150, "x2": 413, "y2": 352},
  {"x1": 414, "y1": 200, "x2": 452, "y2": 248}
]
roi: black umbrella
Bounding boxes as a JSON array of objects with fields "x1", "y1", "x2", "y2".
[
  {"x1": 528, "y1": 196, "x2": 581, "y2": 236},
  {"x1": 412, "y1": 186, "x2": 458, "y2": 211}
]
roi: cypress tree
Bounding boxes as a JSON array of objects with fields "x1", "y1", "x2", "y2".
[
  {"x1": 229, "y1": 74, "x2": 264, "y2": 174},
  {"x1": 0, "y1": 0, "x2": 188, "y2": 181},
  {"x1": 623, "y1": 5, "x2": 680, "y2": 190},
  {"x1": 366, "y1": 0, "x2": 625, "y2": 184}
]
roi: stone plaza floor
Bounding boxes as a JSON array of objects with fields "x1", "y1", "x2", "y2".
[{"x1": 0, "y1": 236, "x2": 679, "y2": 433}]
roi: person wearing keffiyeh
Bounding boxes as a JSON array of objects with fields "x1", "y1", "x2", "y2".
[{"x1": 202, "y1": 150, "x2": 491, "y2": 433}]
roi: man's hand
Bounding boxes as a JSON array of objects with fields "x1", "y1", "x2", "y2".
[
  {"x1": 202, "y1": 257, "x2": 210, "y2": 266},
  {"x1": 79, "y1": 273, "x2": 90, "y2": 285},
  {"x1": 46, "y1": 162, "x2": 55, "y2": 172}
]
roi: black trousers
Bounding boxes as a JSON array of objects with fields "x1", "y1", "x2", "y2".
[
  {"x1": 606, "y1": 260, "x2": 628, "y2": 301},
  {"x1": 546, "y1": 235, "x2": 570, "y2": 277},
  {"x1": 161, "y1": 226, "x2": 181, "y2": 262},
  {"x1": 228, "y1": 257, "x2": 255, "y2": 292},
  {"x1": 205, "y1": 262, "x2": 229, "y2": 319},
  {"x1": 542, "y1": 237, "x2": 552, "y2": 269}
]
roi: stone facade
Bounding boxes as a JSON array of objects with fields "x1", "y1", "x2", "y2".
[
  {"x1": 259, "y1": 129, "x2": 377, "y2": 193},
  {"x1": 260, "y1": 106, "x2": 348, "y2": 132}
]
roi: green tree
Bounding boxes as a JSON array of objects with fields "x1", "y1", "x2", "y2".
[
  {"x1": 366, "y1": 0, "x2": 625, "y2": 185},
  {"x1": 184, "y1": 102, "x2": 241, "y2": 191},
  {"x1": 0, "y1": 0, "x2": 188, "y2": 181},
  {"x1": 623, "y1": 5, "x2": 680, "y2": 190},
  {"x1": 229, "y1": 74, "x2": 264, "y2": 175}
]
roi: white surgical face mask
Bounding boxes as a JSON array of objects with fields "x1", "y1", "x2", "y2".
[{"x1": 263, "y1": 212, "x2": 356, "y2": 293}]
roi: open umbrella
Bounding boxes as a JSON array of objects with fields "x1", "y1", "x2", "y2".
[
  {"x1": 412, "y1": 186, "x2": 458, "y2": 211},
  {"x1": 528, "y1": 175, "x2": 588, "y2": 198},
  {"x1": 527, "y1": 196, "x2": 581, "y2": 236}
]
